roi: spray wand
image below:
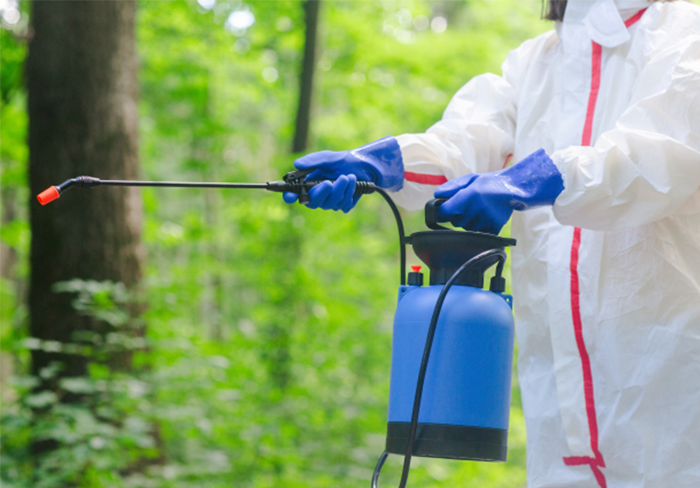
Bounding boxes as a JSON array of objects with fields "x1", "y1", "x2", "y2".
[
  {"x1": 36, "y1": 169, "x2": 379, "y2": 206},
  {"x1": 37, "y1": 170, "x2": 408, "y2": 286}
]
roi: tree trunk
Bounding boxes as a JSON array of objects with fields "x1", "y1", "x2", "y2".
[
  {"x1": 26, "y1": 0, "x2": 143, "y2": 441},
  {"x1": 292, "y1": 0, "x2": 321, "y2": 153}
]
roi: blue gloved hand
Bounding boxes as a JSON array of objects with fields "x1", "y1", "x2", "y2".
[
  {"x1": 283, "y1": 136, "x2": 404, "y2": 212},
  {"x1": 282, "y1": 174, "x2": 359, "y2": 213},
  {"x1": 435, "y1": 149, "x2": 564, "y2": 234}
]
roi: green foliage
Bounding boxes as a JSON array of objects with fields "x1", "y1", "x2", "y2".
[
  {"x1": 1, "y1": 282, "x2": 159, "y2": 488},
  {"x1": 0, "y1": 27, "x2": 28, "y2": 200},
  {"x1": 2, "y1": 1, "x2": 550, "y2": 486}
]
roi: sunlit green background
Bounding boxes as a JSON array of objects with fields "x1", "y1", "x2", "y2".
[{"x1": 0, "y1": 1, "x2": 583, "y2": 486}]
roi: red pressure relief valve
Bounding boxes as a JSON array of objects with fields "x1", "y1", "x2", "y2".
[{"x1": 408, "y1": 265, "x2": 423, "y2": 286}]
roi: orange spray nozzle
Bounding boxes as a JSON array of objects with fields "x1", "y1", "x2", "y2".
[
  {"x1": 37, "y1": 186, "x2": 61, "y2": 205},
  {"x1": 36, "y1": 176, "x2": 103, "y2": 205}
]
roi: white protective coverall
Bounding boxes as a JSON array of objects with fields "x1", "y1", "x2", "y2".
[{"x1": 389, "y1": 0, "x2": 700, "y2": 486}]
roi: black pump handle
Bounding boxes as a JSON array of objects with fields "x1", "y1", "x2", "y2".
[{"x1": 424, "y1": 198, "x2": 450, "y2": 231}]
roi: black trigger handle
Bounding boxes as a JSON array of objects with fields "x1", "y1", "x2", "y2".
[{"x1": 424, "y1": 198, "x2": 450, "y2": 230}]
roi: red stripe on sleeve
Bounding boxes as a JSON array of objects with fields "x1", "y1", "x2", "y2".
[
  {"x1": 502, "y1": 154, "x2": 514, "y2": 169},
  {"x1": 404, "y1": 172, "x2": 448, "y2": 186}
]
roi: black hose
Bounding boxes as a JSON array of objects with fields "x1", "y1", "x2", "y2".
[
  {"x1": 372, "y1": 451, "x2": 389, "y2": 488},
  {"x1": 373, "y1": 187, "x2": 406, "y2": 286},
  {"x1": 371, "y1": 249, "x2": 507, "y2": 488}
]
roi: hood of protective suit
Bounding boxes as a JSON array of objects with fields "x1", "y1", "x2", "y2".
[{"x1": 561, "y1": 0, "x2": 652, "y2": 47}]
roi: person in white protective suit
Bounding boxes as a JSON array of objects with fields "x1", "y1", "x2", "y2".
[{"x1": 283, "y1": 0, "x2": 700, "y2": 486}]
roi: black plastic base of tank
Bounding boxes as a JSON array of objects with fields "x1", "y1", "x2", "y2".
[{"x1": 385, "y1": 422, "x2": 508, "y2": 462}]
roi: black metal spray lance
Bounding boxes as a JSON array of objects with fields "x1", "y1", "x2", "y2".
[{"x1": 37, "y1": 170, "x2": 408, "y2": 286}]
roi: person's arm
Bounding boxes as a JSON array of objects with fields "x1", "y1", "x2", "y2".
[
  {"x1": 283, "y1": 33, "x2": 552, "y2": 212},
  {"x1": 389, "y1": 33, "x2": 556, "y2": 210},
  {"x1": 284, "y1": 65, "x2": 520, "y2": 213},
  {"x1": 390, "y1": 73, "x2": 517, "y2": 210},
  {"x1": 552, "y1": 36, "x2": 700, "y2": 230}
]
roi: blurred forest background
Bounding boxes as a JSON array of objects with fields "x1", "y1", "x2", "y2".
[{"x1": 0, "y1": 1, "x2": 555, "y2": 486}]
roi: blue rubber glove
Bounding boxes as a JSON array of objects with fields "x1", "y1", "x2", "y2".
[
  {"x1": 305, "y1": 174, "x2": 359, "y2": 213},
  {"x1": 283, "y1": 136, "x2": 404, "y2": 212},
  {"x1": 435, "y1": 149, "x2": 565, "y2": 234}
]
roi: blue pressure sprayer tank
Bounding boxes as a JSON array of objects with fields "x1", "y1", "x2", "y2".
[{"x1": 373, "y1": 199, "x2": 516, "y2": 488}]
